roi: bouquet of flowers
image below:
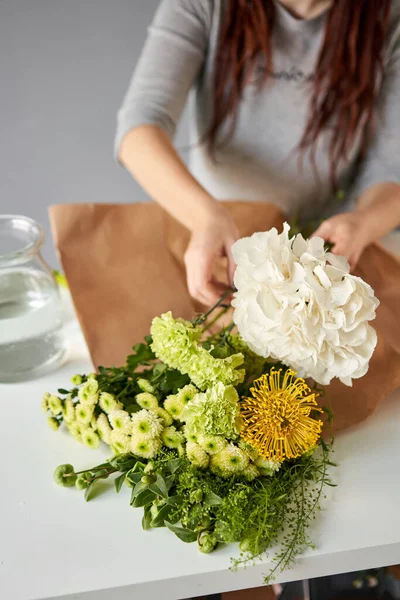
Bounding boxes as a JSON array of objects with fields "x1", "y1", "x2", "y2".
[{"x1": 43, "y1": 224, "x2": 379, "y2": 582}]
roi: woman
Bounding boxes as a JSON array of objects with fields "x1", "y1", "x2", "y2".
[{"x1": 115, "y1": 0, "x2": 400, "y2": 307}]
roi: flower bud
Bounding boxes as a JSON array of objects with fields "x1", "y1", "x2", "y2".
[
  {"x1": 137, "y1": 378, "x2": 155, "y2": 393},
  {"x1": 53, "y1": 464, "x2": 77, "y2": 487},
  {"x1": 144, "y1": 462, "x2": 155, "y2": 474},
  {"x1": 141, "y1": 475, "x2": 156, "y2": 485},
  {"x1": 198, "y1": 532, "x2": 217, "y2": 554},
  {"x1": 191, "y1": 489, "x2": 203, "y2": 503},
  {"x1": 75, "y1": 475, "x2": 91, "y2": 490},
  {"x1": 71, "y1": 374, "x2": 83, "y2": 386}
]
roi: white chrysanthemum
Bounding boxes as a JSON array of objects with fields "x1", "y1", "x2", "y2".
[
  {"x1": 198, "y1": 434, "x2": 227, "y2": 455},
  {"x1": 232, "y1": 223, "x2": 379, "y2": 386},
  {"x1": 131, "y1": 409, "x2": 163, "y2": 440},
  {"x1": 110, "y1": 430, "x2": 131, "y2": 454},
  {"x1": 136, "y1": 392, "x2": 159, "y2": 411},
  {"x1": 210, "y1": 444, "x2": 249, "y2": 478},
  {"x1": 108, "y1": 410, "x2": 132, "y2": 434},
  {"x1": 131, "y1": 436, "x2": 162, "y2": 459},
  {"x1": 78, "y1": 380, "x2": 99, "y2": 404},
  {"x1": 164, "y1": 394, "x2": 186, "y2": 420},
  {"x1": 81, "y1": 428, "x2": 100, "y2": 449},
  {"x1": 96, "y1": 413, "x2": 112, "y2": 444},
  {"x1": 186, "y1": 441, "x2": 209, "y2": 469},
  {"x1": 99, "y1": 392, "x2": 121, "y2": 413},
  {"x1": 75, "y1": 403, "x2": 93, "y2": 425},
  {"x1": 161, "y1": 426, "x2": 185, "y2": 449},
  {"x1": 153, "y1": 407, "x2": 173, "y2": 426},
  {"x1": 255, "y1": 457, "x2": 281, "y2": 476}
]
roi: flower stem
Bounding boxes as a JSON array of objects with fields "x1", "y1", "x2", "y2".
[
  {"x1": 202, "y1": 306, "x2": 230, "y2": 333},
  {"x1": 195, "y1": 288, "x2": 234, "y2": 325}
]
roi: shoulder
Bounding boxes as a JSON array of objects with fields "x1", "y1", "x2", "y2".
[
  {"x1": 385, "y1": 1, "x2": 400, "y2": 60},
  {"x1": 154, "y1": 0, "x2": 219, "y2": 26}
]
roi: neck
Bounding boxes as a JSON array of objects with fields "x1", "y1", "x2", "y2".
[{"x1": 278, "y1": 0, "x2": 332, "y2": 20}]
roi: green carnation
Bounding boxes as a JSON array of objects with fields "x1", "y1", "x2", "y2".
[
  {"x1": 131, "y1": 436, "x2": 162, "y2": 459},
  {"x1": 47, "y1": 417, "x2": 60, "y2": 431},
  {"x1": 198, "y1": 434, "x2": 227, "y2": 455},
  {"x1": 131, "y1": 410, "x2": 163, "y2": 440},
  {"x1": 137, "y1": 378, "x2": 155, "y2": 393},
  {"x1": 81, "y1": 428, "x2": 101, "y2": 449},
  {"x1": 210, "y1": 444, "x2": 249, "y2": 478},
  {"x1": 186, "y1": 441, "x2": 209, "y2": 469},
  {"x1": 150, "y1": 312, "x2": 245, "y2": 390},
  {"x1": 48, "y1": 395, "x2": 62, "y2": 415},
  {"x1": 76, "y1": 403, "x2": 93, "y2": 425},
  {"x1": 54, "y1": 464, "x2": 77, "y2": 487},
  {"x1": 161, "y1": 426, "x2": 185, "y2": 449},
  {"x1": 182, "y1": 383, "x2": 241, "y2": 439},
  {"x1": 136, "y1": 392, "x2": 159, "y2": 411}
]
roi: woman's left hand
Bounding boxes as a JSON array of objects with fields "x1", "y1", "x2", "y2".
[{"x1": 312, "y1": 212, "x2": 372, "y2": 270}]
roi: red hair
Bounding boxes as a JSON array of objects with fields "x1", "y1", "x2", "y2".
[{"x1": 209, "y1": 0, "x2": 391, "y2": 184}]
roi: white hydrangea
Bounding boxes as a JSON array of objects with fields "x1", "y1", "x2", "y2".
[{"x1": 232, "y1": 223, "x2": 379, "y2": 386}]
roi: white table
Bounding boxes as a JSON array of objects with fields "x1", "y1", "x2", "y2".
[{"x1": 1, "y1": 233, "x2": 400, "y2": 600}]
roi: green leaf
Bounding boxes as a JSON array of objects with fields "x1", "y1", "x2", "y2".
[
  {"x1": 142, "y1": 505, "x2": 153, "y2": 530},
  {"x1": 126, "y1": 470, "x2": 142, "y2": 485},
  {"x1": 167, "y1": 458, "x2": 182, "y2": 475},
  {"x1": 109, "y1": 454, "x2": 137, "y2": 471},
  {"x1": 114, "y1": 473, "x2": 126, "y2": 493},
  {"x1": 204, "y1": 491, "x2": 223, "y2": 506},
  {"x1": 84, "y1": 481, "x2": 98, "y2": 502},
  {"x1": 149, "y1": 474, "x2": 168, "y2": 499},
  {"x1": 57, "y1": 388, "x2": 70, "y2": 395},
  {"x1": 151, "y1": 504, "x2": 173, "y2": 528},
  {"x1": 131, "y1": 481, "x2": 149, "y2": 498},
  {"x1": 164, "y1": 521, "x2": 197, "y2": 543},
  {"x1": 164, "y1": 475, "x2": 175, "y2": 492},
  {"x1": 158, "y1": 370, "x2": 190, "y2": 395},
  {"x1": 131, "y1": 489, "x2": 156, "y2": 508},
  {"x1": 166, "y1": 495, "x2": 183, "y2": 506},
  {"x1": 127, "y1": 342, "x2": 156, "y2": 371}
]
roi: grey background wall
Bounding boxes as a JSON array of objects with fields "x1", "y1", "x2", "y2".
[{"x1": 0, "y1": 0, "x2": 189, "y2": 263}]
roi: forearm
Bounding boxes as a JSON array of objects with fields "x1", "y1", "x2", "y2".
[
  {"x1": 356, "y1": 182, "x2": 400, "y2": 241},
  {"x1": 118, "y1": 125, "x2": 220, "y2": 231}
]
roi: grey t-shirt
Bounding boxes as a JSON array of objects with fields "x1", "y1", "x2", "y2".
[{"x1": 115, "y1": 0, "x2": 400, "y2": 219}]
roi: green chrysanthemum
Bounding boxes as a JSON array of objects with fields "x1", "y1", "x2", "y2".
[
  {"x1": 96, "y1": 413, "x2": 112, "y2": 444},
  {"x1": 242, "y1": 464, "x2": 260, "y2": 482},
  {"x1": 136, "y1": 392, "x2": 159, "y2": 411},
  {"x1": 150, "y1": 312, "x2": 245, "y2": 390},
  {"x1": 176, "y1": 384, "x2": 198, "y2": 404},
  {"x1": 254, "y1": 457, "x2": 281, "y2": 476},
  {"x1": 131, "y1": 410, "x2": 164, "y2": 440},
  {"x1": 110, "y1": 431, "x2": 131, "y2": 454},
  {"x1": 63, "y1": 399, "x2": 75, "y2": 423},
  {"x1": 153, "y1": 407, "x2": 173, "y2": 426},
  {"x1": 137, "y1": 378, "x2": 155, "y2": 394},
  {"x1": 47, "y1": 417, "x2": 60, "y2": 431},
  {"x1": 210, "y1": 444, "x2": 249, "y2": 478},
  {"x1": 131, "y1": 436, "x2": 162, "y2": 459},
  {"x1": 71, "y1": 374, "x2": 83, "y2": 386},
  {"x1": 238, "y1": 440, "x2": 259, "y2": 462},
  {"x1": 78, "y1": 380, "x2": 99, "y2": 405},
  {"x1": 48, "y1": 395, "x2": 63, "y2": 415},
  {"x1": 182, "y1": 382, "x2": 241, "y2": 439},
  {"x1": 75, "y1": 403, "x2": 93, "y2": 425},
  {"x1": 108, "y1": 410, "x2": 132, "y2": 434},
  {"x1": 186, "y1": 441, "x2": 209, "y2": 469},
  {"x1": 99, "y1": 392, "x2": 120, "y2": 413},
  {"x1": 161, "y1": 426, "x2": 185, "y2": 449},
  {"x1": 81, "y1": 428, "x2": 101, "y2": 449},
  {"x1": 183, "y1": 424, "x2": 199, "y2": 443},
  {"x1": 41, "y1": 392, "x2": 50, "y2": 413},
  {"x1": 198, "y1": 434, "x2": 227, "y2": 455},
  {"x1": 164, "y1": 394, "x2": 186, "y2": 420},
  {"x1": 68, "y1": 421, "x2": 83, "y2": 442}
]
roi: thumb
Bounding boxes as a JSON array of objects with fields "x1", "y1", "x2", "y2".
[
  {"x1": 225, "y1": 239, "x2": 237, "y2": 286},
  {"x1": 311, "y1": 221, "x2": 332, "y2": 241}
]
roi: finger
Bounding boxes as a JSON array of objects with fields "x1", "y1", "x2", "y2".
[
  {"x1": 224, "y1": 239, "x2": 237, "y2": 287},
  {"x1": 311, "y1": 221, "x2": 333, "y2": 240}
]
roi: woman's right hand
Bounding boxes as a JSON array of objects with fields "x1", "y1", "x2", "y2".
[{"x1": 184, "y1": 204, "x2": 240, "y2": 306}]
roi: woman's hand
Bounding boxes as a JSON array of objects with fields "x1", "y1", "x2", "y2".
[
  {"x1": 184, "y1": 204, "x2": 240, "y2": 306},
  {"x1": 312, "y1": 211, "x2": 373, "y2": 270}
]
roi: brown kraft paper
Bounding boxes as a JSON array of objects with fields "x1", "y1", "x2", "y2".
[{"x1": 49, "y1": 201, "x2": 400, "y2": 434}]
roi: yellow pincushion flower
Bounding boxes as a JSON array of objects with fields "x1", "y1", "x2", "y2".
[{"x1": 240, "y1": 369, "x2": 323, "y2": 462}]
